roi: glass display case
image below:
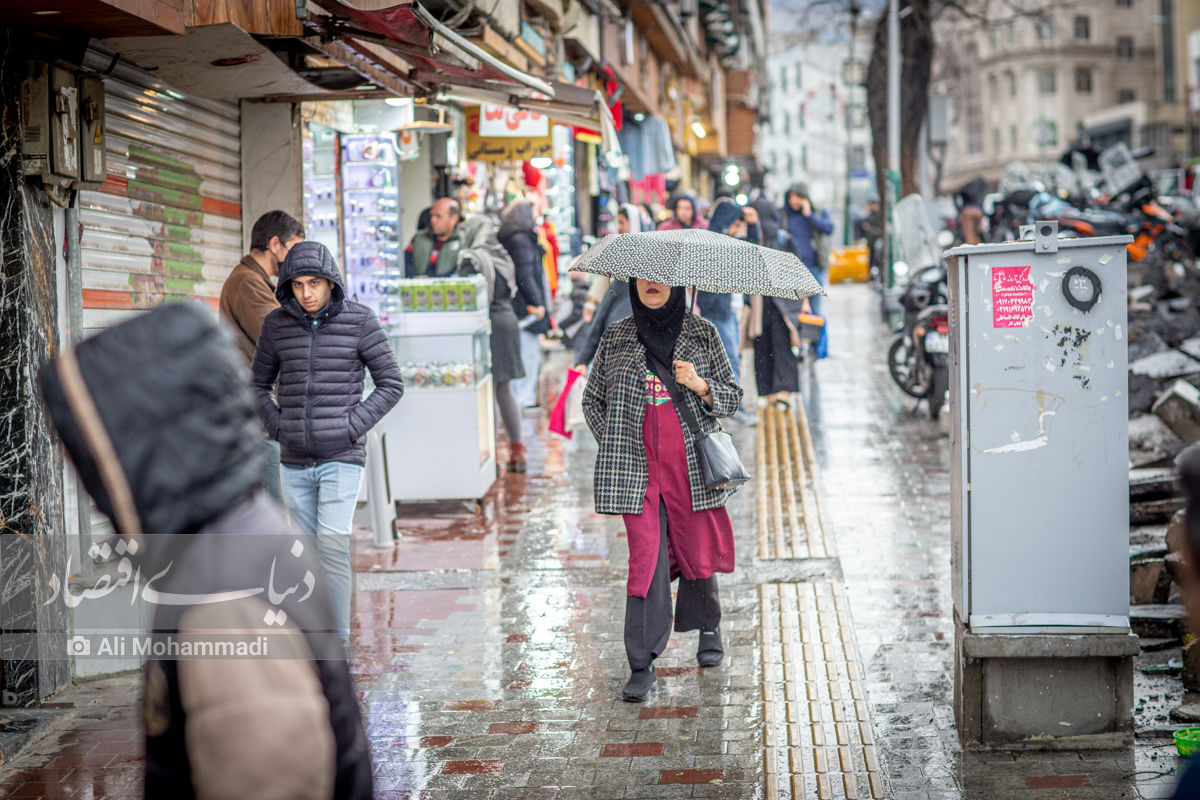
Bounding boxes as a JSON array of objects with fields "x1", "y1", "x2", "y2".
[
  {"x1": 375, "y1": 276, "x2": 496, "y2": 503},
  {"x1": 302, "y1": 123, "x2": 341, "y2": 258},
  {"x1": 341, "y1": 133, "x2": 402, "y2": 324}
]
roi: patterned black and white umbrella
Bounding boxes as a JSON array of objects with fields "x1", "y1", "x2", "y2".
[{"x1": 570, "y1": 229, "x2": 825, "y2": 300}]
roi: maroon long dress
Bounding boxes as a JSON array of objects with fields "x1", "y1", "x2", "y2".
[{"x1": 622, "y1": 370, "x2": 735, "y2": 598}]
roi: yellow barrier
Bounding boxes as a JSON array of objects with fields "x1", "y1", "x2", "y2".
[{"x1": 827, "y1": 245, "x2": 870, "y2": 284}]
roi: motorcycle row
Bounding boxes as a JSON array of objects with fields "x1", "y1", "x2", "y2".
[{"x1": 886, "y1": 142, "x2": 1200, "y2": 419}]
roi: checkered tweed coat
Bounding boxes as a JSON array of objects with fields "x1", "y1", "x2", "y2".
[{"x1": 583, "y1": 314, "x2": 744, "y2": 515}]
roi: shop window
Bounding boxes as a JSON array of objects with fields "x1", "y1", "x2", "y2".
[{"x1": 1117, "y1": 36, "x2": 1134, "y2": 59}]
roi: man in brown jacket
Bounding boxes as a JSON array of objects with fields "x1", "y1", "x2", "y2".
[
  {"x1": 220, "y1": 210, "x2": 304, "y2": 363},
  {"x1": 220, "y1": 210, "x2": 304, "y2": 499}
]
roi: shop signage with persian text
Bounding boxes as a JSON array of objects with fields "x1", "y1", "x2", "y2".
[{"x1": 465, "y1": 107, "x2": 552, "y2": 162}]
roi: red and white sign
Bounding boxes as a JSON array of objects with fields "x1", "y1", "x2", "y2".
[
  {"x1": 479, "y1": 103, "x2": 549, "y2": 138},
  {"x1": 991, "y1": 266, "x2": 1035, "y2": 328}
]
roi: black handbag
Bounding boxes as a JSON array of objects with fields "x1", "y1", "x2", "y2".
[{"x1": 645, "y1": 351, "x2": 751, "y2": 491}]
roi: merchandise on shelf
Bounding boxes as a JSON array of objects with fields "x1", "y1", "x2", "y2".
[
  {"x1": 394, "y1": 276, "x2": 483, "y2": 314},
  {"x1": 399, "y1": 360, "x2": 477, "y2": 390},
  {"x1": 342, "y1": 133, "x2": 402, "y2": 324}
]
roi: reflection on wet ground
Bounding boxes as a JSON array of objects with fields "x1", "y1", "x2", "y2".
[{"x1": 0, "y1": 283, "x2": 1188, "y2": 799}]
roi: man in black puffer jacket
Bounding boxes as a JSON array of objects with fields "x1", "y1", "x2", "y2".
[
  {"x1": 39, "y1": 303, "x2": 373, "y2": 799},
  {"x1": 252, "y1": 241, "x2": 403, "y2": 644}
]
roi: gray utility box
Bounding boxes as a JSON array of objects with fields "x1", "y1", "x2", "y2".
[{"x1": 944, "y1": 224, "x2": 1139, "y2": 750}]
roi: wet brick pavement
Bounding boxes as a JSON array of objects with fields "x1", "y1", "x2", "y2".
[{"x1": 0, "y1": 282, "x2": 1191, "y2": 799}]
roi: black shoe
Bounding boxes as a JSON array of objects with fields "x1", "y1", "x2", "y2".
[
  {"x1": 697, "y1": 629, "x2": 724, "y2": 667},
  {"x1": 621, "y1": 666, "x2": 656, "y2": 702}
]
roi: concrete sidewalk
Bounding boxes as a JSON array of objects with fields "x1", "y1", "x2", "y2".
[{"x1": 0, "y1": 282, "x2": 1188, "y2": 800}]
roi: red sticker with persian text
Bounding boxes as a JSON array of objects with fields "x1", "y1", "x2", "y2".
[{"x1": 991, "y1": 266, "x2": 1035, "y2": 328}]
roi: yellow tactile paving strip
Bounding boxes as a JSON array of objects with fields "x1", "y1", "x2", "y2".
[
  {"x1": 756, "y1": 399, "x2": 832, "y2": 559},
  {"x1": 762, "y1": 582, "x2": 886, "y2": 799},
  {"x1": 758, "y1": 394, "x2": 886, "y2": 799}
]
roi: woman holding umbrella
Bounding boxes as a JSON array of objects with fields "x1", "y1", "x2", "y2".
[{"x1": 582, "y1": 279, "x2": 743, "y2": 702}]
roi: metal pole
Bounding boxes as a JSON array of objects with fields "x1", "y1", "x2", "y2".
[
  {"x1": 844, "y1": 16, "x2": 856, "y2": 246},
  {"x1": 887, "y1": 0, "x2": 900, "y2": 173},
  {"x1": 885, "y1": 0, "x2": 901, "y2": 288},
  {"x1": 367, "y1": 430, "x2": 395, "y2": 549}
]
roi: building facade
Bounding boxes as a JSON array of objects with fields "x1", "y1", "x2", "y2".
[
  {"x1": 759, "y1": 32, "x2": 875, "y2": 242},
  {"x1": 933, "y1": 0, "x2": 1193, "y2": 188}
]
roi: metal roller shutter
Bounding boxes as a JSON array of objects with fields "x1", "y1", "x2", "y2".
[
  {"x1": 76, "y1": 49, "x2": 243, "y2": 542},
  {"x1": 78, "y1": 48, "x2": 243, "y2": 336}
]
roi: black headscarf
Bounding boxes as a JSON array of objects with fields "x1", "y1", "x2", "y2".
[{"x1": 629, "y1": 280, "x2": 687, "y2": 369}]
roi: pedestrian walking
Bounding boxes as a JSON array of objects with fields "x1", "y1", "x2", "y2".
[
  {"x1": 782, "y1": 182, "x2": 835, "y2": 316},
  {"x1": 458, "y1": 212, "x2": 530, "y2": 473},
  {"x1": 497, "y1": 198, "x2": 552, "y2": 409},
  {"x1": 251, "y1": 241, "x2": 404, "y2": 645},
  {"x1": 218, "y1": 209, "x2": 304, "y2": 500},
  {"x1": 582, "y1": 204, "x2": 650, "y2": 324},
  {"x1": 582, "y1": 280, "x2": 743, "y2": 702},
  {"x1": 39, "y1": 303, "x2": 373, "y2": 800},
  {"x1": 698, "y1": 198, "x2": 759, "y2": 425},
  {"x1": 743, "y1": 198, "x2": 810, "y2": 405},
  {"x1": 656, "y1": 194, "x2": 706, "y2": 231}
]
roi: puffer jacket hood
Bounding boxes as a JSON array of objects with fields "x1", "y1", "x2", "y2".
[
  {"x1": 38, "y1": 303, "x2": 264, "y2": 573},
  {"x1": 276, "y1": 240, "x2": 346, "y2": 316}
]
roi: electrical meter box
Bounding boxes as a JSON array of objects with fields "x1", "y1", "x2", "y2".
[
  {"x1": 77, "y1": 74, "x2": 106, "y2": 187},
  {"x1": 21, "y1": 62, "x2": 98, "y2": 185},
  {"x1": 944, "y1": 224, "x2": 1140, "y2": 748}
]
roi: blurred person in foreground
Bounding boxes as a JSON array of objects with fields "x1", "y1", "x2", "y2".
[{"x1": 39, "y1": 303, "x2": 372, "y2": 799}]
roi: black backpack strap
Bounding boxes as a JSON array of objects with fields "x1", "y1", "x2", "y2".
[{"x1": 644, "y1": 348, "x2": 702, "y2": 437}]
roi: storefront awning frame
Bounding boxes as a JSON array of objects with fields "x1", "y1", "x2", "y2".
[
  {"x1": 435, "y1": 84, "x2": 622, "y2": 158},
  {"x1": 305, "y1": 0, "x2": 556, "y2": 99}
]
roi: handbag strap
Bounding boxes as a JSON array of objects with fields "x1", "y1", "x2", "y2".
[{"x1": 644, "y1": 348, "x2": 703, "y2": 437}]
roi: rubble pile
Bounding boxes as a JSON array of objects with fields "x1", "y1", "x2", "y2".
[{"x1": 1125, "y1": 252, "x2": 1200, "y2": 719}]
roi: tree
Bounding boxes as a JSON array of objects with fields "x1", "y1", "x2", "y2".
[{"x1": 864, "y1": 0, "x2": 932, "y2": 204}]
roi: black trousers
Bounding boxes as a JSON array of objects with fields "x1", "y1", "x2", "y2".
[
  {"x1": 624, "y1": 504, "x2": 721, "y2": 670},
  {"x1": 753, "y1": 301, "x2": 800, "y2": 397}
]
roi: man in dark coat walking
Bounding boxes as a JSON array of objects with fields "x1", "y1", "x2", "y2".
[
  {"x1": 783, "y1": 181, "x2": 835, "y2": 315},
  {"x1": 252, "y1": 240, "x2": 403, "y2": 644},
  {"x1": 39, "y1": 303, "x2": 373, "y2": 799}
]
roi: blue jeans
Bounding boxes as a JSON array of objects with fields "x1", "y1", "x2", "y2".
[
  {"x1": 280, "y1": 462, "x2": 364, "y2": 643},
  {"x1": 809, "y1": 268, "x2": 827, "y2": 317},
  {"x1": 263, "y1": 436, "x2": 282, "y2": 501}
]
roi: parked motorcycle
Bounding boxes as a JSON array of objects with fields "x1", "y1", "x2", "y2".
[
  {"x1": 886, "y1": 194, "x2": 952, "y2": 418},
  {"x1": 887, "y1": 264, "x2": 950, "y2": 419}
]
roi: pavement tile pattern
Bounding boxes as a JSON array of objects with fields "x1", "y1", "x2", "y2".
[{"x1": 0, "y1": 283, "x2": 1192, "y2": 800}]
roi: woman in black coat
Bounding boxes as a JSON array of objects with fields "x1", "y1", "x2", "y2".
[
  {"x1": 748, "y1": 198, "x2": 808, "y2": 403},
  {"x1": 498, "y1": 199, "x2": 551, "y2": 409}
]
